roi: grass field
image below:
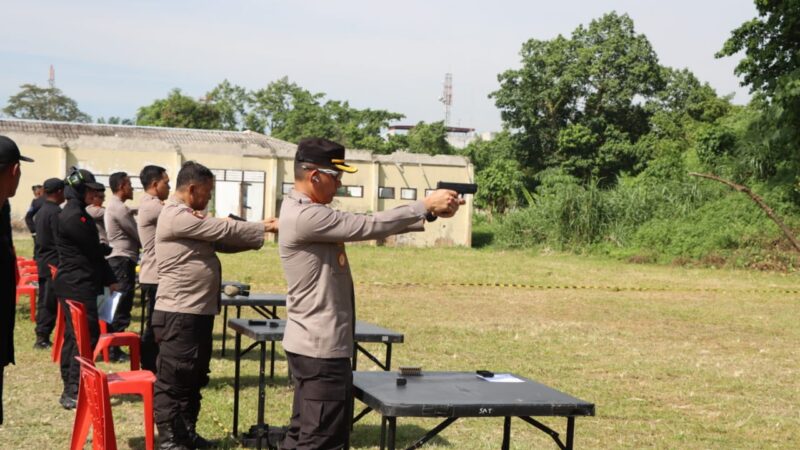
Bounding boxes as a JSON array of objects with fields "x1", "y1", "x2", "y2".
[{"x1": 1, "y1": 236, "x2": 798, "y2": 449}]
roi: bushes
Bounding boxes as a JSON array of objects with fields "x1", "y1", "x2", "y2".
[{"x1": 484, "y1": 168, "x2": 798, "y2": 268}]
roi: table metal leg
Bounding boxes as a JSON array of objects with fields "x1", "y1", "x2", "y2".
[
  {"x1": 502, "y1": 416, "x2": 511, "y2": 450},
  {"x1": 387, "y1": 417, "x2": 396, "y2": 450},
  {"x1": 379, "y1": 417, "x2": 386, "y2": 450},
  {"x1": 221, "y1": 305, "x2": 228, "y2": 357},
  {"x1": 566, "y1": 417, "x2": 575, "y2": 450},
  {"x1": 257, "y1": 341, "x2": 266, "y2": 450},
  {"x1": 269, "y1": 341, "x2": 276, "y2": 379},
  {"x1": 232, "y1": 330, "x2": 241, "y2": 436},
  {"x1": 385, "y1": 343, "x2": 392, "y2": 371}
]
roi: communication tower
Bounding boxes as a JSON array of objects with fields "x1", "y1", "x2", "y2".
[{"x1": 439, "y1": 73, "x2": 453, "y2": 126}]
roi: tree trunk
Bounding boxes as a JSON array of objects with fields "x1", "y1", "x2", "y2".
[{"x1": 689, "y1": 172, "x2": 800, "y2": 253}]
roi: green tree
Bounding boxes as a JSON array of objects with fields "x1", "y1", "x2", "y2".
[
  {"x1": 718, "y1": 0, "x2": 800, "y2": 201},
  {"x1": 136, "y1": 88, "x2": 222, "y2": 129},
  {"x1": 96, "y1": 116, "x2": 134, "y2": 125},
  {"x1": 206, "y1": 79, "x2": 249, "y2": 131},
  {"x1": 406, "y1": 121, "x2": 453, "y2": 155},
  {"x1": 475, "y1": 158, "x2": 525, "y2": 215},
  {"x1": 492, "y1": 12, "x2": 664, "y2": 182},
  {"x1": 3, "y1": 83, "x2": 91, "y2": 122}
]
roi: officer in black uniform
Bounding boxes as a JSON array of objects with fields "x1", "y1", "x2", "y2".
[
  {"x1": 24, "y1": 184, "x2": 44, "y2": 259},
  {"x1": 52, "y1": 168, "x2": 118, "y2": 409},
  {"x1": 0, "y1": 135, "x2": 33, "y2": 424},
  {"x1": 33, "y1": 178, "x2": 65, "y2": 349}
]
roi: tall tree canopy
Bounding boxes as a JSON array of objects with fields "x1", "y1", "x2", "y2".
[
  {"x1": 3, "y1": 84, "x2": 91, "y2": 122},
  {"x1": 492, "y1": 12, "x2": 664, "y2": 182},
  {"x1": 136, "y1": 88, "x2": 222, "y2": 129},
  {"x1": 717, "y1": 0, "x2": 800, "y2": 195}
]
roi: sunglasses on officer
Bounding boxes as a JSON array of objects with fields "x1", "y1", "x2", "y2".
[{"x1": 302, "y1": 165, "x2": 343, "y2": 181}]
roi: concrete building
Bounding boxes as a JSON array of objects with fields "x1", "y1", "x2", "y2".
[{"x1": 0, "y1": 119, "x2": 474, "y2": 247}]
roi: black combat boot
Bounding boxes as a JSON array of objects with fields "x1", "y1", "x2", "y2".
[
  {"x1": 157, "y1": 421, "x2": 192, "y2": 450},
  {"x1": 184, "y1": 411, "x2": 216, "y2": 449}
]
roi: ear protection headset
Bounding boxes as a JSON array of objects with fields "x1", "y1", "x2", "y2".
[{"x1": 65, "y1": 166, "x2": 85, "y2": 188}]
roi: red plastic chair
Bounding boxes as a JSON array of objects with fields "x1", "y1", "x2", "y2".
[
  {"x1": 15, "y1": 274, "x2": 38, "y2": 322},
  {"x1": 19, "y1": 265, "x2": 38, "y2": 277},
  {"x1": 52, "y1": 302, "x2": 65, "y2": 363},
  {"x1": 49, "y1": 265, "x2": 65, "y2": 363},
  {"x1": 72, "y1": 356, "x2": 118, "y2": 450},
  {"x1": 65, "y1": 300, "x2": 143, "y2": 370},
  {"x1": 17, "y1": 259, "x2": 36, "y2": 268},
  {"x1": 66, "y1": 301, "x2": 155, "y2": 450}
]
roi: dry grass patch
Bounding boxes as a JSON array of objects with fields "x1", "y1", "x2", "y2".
[{"x1": 1, "y1": 238, "x2": 797, "y2": 448}]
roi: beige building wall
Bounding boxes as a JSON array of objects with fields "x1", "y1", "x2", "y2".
[{"x1": 1, "y1": 119, "x2": 474, "y2": 247}]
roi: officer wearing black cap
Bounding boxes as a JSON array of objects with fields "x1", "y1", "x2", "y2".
[
  {"x1": 32, "y1": 178, "x2": 65, "y2": 349},
  {"x1": 279, "y1": 138, "x2": 463, "y2": 449},
  {"x1": 52, "y1": 167, "x2": 118, "y2": 409},
  {"x1": 0, "y1": 135, "x2": 33, "y2": 424}
]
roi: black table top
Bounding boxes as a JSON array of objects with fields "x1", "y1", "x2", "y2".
[
  {"x1": 353, "y1": 371, "x2": 595, "y2": 418},
  {"x1": 221, "y1": 293, "x2": 287, "y2": 307},
  {"x1": 228, "y1": 319, "x2": 404, "y2": 344}
]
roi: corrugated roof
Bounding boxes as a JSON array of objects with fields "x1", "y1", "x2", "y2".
[
  {"x1": 0, "y1": 118, "x2": 296, "y2": 153},
  {"x1": 0, "y1": 118, "x2": 470, "y2": 166}
]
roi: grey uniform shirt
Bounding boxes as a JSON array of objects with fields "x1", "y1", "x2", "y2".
[
  {"x1": 137, "y1": 193, "x2": 163, "y2": 285},
  {"x1": 155, "y1": 196, "x2": 265, "y2": 316},
  {"x1": 279, "y1": 189, "x2": 426, "y2": 359},
  {"x1": 85, "y1": 205, "x2": 108, "y2": 245},
  {"x1": 105, "y1": 195, "x2": 140, "y2": 261}
]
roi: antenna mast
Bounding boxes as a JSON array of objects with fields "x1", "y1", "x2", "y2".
[{"x1": 439, "y1": 73, "x2": 453, "y2": 126}]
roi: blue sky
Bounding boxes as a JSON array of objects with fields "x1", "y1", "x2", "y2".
[{"x1": 0, "y1": 0, "x2": 757, "y2": 133}]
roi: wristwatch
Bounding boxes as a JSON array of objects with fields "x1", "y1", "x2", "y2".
[{"x1": 425, "y1": 212, "x2": 437, "y2": 222}]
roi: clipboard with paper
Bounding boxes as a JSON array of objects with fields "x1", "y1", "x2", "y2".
[{"x1": 97, "y1": 288, "x2": 122, "y2": 324}]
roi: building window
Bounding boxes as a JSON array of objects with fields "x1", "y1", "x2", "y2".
[
  {"x1": 424, "y1": 189, "x2": 436, "y2": 197},
  {"x1": 282, "y1": 183, "x2": 293, "y2": 195},
  {"x1": 400, "y1": 188, "x2": 417, "y2": 200},
  {"x1": 336, "y1": 185, "x2": 364, "y2": 198},
  {"x1": 378, "y1": 187, "x2": 395, "y2": 199}
]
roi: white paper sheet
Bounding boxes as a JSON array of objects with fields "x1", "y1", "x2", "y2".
[
  {"x1": 98, "y1": 290, "x2": 122, "y2": 324},
  {"x1": 477, "y1": 373, "x2": 524, "y2": 383}
]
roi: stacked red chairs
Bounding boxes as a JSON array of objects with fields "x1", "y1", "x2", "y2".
[
  {"x1": 66, "y1": 300, "x2": 155, "y2": 450},
  {"x1": 15, "y1": 273, "x2": 38, "y2": 322}
]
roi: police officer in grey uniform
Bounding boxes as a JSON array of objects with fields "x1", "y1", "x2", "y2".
[
  {"x1": 153, "y1": 161, "x2": 277, "y2": 450},
  {"x1": 278, "y1": 138, "x2": 463, "y2": 449}
]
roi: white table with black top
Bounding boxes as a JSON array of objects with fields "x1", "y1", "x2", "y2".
[
  {"x1": 228, "y1": 318, "x2": 404, "y2": 449},
  {"x1": 351, "y1": 371, "x2": 595, "y2": 450},
  {"x1": 219, "y1": 293, "x2": 287, "y2": 356}
]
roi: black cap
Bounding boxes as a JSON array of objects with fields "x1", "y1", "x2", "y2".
[
  {"x1": 295, "y1": 138, "x2": 358, "y2": 173},
  {"x1": 0, "y1": 135, "x2": 34, "y2": 164},
  {"x1": 43, "y1": 178, "x2": 65, "y2": 193},
  {"x1": 80, "y1": 169, "x2": 105, "y2": 191}
]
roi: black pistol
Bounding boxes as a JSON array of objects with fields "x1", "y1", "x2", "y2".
[{"x1": 436, "y1": 181, "x2": 477, "y2": 196}]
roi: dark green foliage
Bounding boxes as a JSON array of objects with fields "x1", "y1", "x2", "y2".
[
  {"x1": 4, "y1": 84, "x2": 91, "y2": 122},
  {"x1": 405, "y1": 121, "x2": 453, "y2": 155},
  {"x1": 492, "y1": 12, "x2": 664, "y2": 182},
  {"x1": 136, "y1": 88, "x2": 222, "y2": 129}
]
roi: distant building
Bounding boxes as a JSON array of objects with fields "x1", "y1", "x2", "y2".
[
  {"x1": 387, "y1": 124, "x2": 477, "y2": 149},
  {"x1": 0, "y1": 119, "x2": 474, "y2": 247}
]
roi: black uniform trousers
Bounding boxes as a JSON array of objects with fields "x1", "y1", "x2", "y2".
[
  {"x1": 152, "y1": 310, "x2": 214, "y2": 429},
  {"x1": 281, "y1": 352, "x2": 352, "y2": 450},
  {"x1": 34, "y1": 272, "x2": 58, "y2": 338},
  {"x1": 59, "y1": 296, "x2": 100, "y2": 397},
  {"x1": 140, "y1": 283, "x2": 159, "y2": 372},
  {"x1": 107, "y1": 256, "x2": 136, "y2": 333}
]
